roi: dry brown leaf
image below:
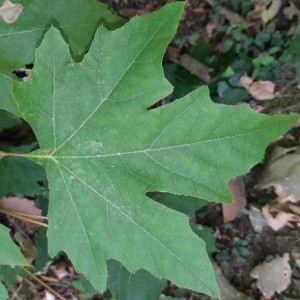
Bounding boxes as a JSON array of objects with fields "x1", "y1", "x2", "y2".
[
  {"x1": 248, "y1": 81, "x2": 275, "y2": 100},
  {"x1": 257, "y1": 146, "x2": 300, "y2": 199},
  {"x1": 50, "y1": 265, "x2": 69, "y2": 280},
  {"x1": 0, "y1": 196, "x2": 42, "y2": 216},
  {"x1": 262, "y1": 204, "x2": 300, "y2": 231},
  {"x1": 248, "y1": 207, "x2": 268, "y2": 233},
  {"x1": 222, "y1": 177, "x2": 246, "y2": 223},
  {"x1": 0, "y1": 196, "x2": 44, "y2": 233},
  {"x1": 240, "y1": 74, "x2": 253, "y2": 89},
  {"x1": 214, "y1": 262, "x2": 254, "y2": 300},
  {"x1": 247, "y1": 3, "x2": 265, "y2": 22},
  {"x1": 289, "y1": 203, "x2": 300, "y2": 215},
  {"x1": 253, "y1": 104, "x2": 265, "y2": 112},
  {"x1": 0, "y1": 0, "x2": 23, "y2": 24},
  {"x1": 240, "y1": 75, "x2": 275, "y2": 100},
  {"x1": 39, "y1": 276, "x2": 59, "y2": 283},
  {"x1": 258, "y1": 146, "x2": 300, "y2": 230},
  {"x1": 180, "y1": 54, "x2": 212, "y2": 83},
  {"x1": 283, "y1": 1, "x2": 300, "y2": 19},
  {"x1": 265, "y1": 0, "x2": 282, "y2": 22},
  {"x1": 45, "y1": 291, "x2": 56, "y2": 300},
  {"x1": 13, "y1": 231, "x2": 37, "y2": 264},
  {"x1": 206, "y1": 22, "x2": 218, "y2": 38},
  {"x1": 250, "y1": 253, "x2": 292, "y2": 299},
  {"x1": 167, "y1": 46, "x2": 212, "y2": 83}
]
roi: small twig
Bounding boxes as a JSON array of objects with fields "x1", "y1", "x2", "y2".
[
  {"x1": 6, "y1": 283, "x2": 23, "y2": 300},
  {"x1": 0, "y1": 151, "x2": 5, "y2": 160},
  {"x1": 22, "y1": 267, "x2": 67, "y2": 300},
  {"x1": 167, "y1": 46, "x2": 213, "y2": 83},
  {"x1": 0, "y1": 208, "x2": 48, "y2": 227}
]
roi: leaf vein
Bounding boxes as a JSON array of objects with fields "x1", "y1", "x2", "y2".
[
  {"x1": 56, "y1": 160, "x2": 207, "y2": 283},
  {"x1": 52, "y1": 12, "x2": 177, "y2": 154}
]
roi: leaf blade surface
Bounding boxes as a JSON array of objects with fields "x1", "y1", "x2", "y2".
[
  {"x1": 0, "y1": 0, "x2": 122, "y2": 114},
  {"x1": 0, "y1": 224, "x2": 27, "y2": 266}
]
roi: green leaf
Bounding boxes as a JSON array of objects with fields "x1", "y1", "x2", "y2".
[
  {"x1": 34, "y1": 228, "x2": 51, "y2": 270},
  {"x1": 282, "y1": 26, "x2": 300, "y2": 82},
  {"x1": 0, "y1": 110, "x2": 20, "y2": 132},
  {"x1": 0, "y1": 266, "x2": 27, "y2": 300},
  {"x1": 0, "y1": 282, "x2": 7, "y2": 300},
  {"x1": 0, "y1": 265, "x2": 26, "y2": 285},
  {"x1": 160, "y1": 297, "x2": 185, "y2": 300},
  {"x1": 0, "y1": 157, "x2": 46, "y2": 197},
  {"x1": 0, "y1": 223, "x2": 29, "y2": 298},
  {"x1": 191, "y1": 224, "x2": 217, "y2": 255},
  {"x1": 0, "y1": 0, "x2": 123, "y2": 114},
  {"x1": 72, "y1": 275, "x2": 98, "y2": 300},
  {"x1": 0, "y1": 74, "x2": 17, "y2": 115},
  {"x1": 0, "y1": 0, "x2": 122, "y2": 72},
  {"x1": 7, "y1": 2, "x2": 297, "y2": 297},
  {"x1": 107, "y1": 260, "x2": 166, "y2": 300},
  {"x1": 151, "y1": 192, "x2": 207, "y2": 216},
  {"x1": 49, "y1": 0, "x2": 124, "y2": 60},
  {"x1": 0, "y1": 224, "x2": 27, "y2": 266}
]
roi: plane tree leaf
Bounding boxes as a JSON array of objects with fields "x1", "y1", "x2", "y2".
[{"x1": 3, "y1": 2, "x2": 296, "y2": 297}]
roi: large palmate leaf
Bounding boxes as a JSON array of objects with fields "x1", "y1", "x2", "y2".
[
  {"x1": 1, "y1": 2, "x2": 295, "y2": 297},
  {"x1": 0, "y1": 0, "x2": 122, "y2": 114}
]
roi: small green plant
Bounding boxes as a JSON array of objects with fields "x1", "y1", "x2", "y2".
[{"x1": 0, "y1": 1, "x2": 297, "y2": 298}]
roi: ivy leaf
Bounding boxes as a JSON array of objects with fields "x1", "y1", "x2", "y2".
[{"x1": 8, "y1": 2, "x2": 297, "y2": 297}]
